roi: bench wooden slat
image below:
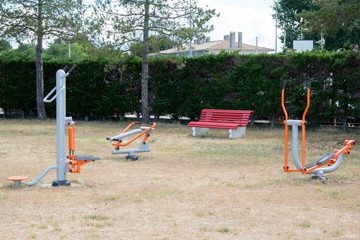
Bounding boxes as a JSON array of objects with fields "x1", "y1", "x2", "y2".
[
  {"x1": 187, "y1": 109, "x2": 254, "y2": 129},
  {"x1": 188, "y1": 122, "x2": 240, "y2": 129},
  {"x1": 199, "y1": 117, "x2": 251, "y2": 122}
]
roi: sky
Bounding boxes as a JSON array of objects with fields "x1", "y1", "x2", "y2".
[
  {"x1": 196, "y1": 0, "x2": 280, "y2": 52},
  {"x1": 84, "y1": 0, "x2": 281, "y2": 51},
  {"x1": 10, "y1": 0, "x2": 280, "y2": 52}
]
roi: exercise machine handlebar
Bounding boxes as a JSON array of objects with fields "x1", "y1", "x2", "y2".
[
  {"x1": 43, "y1": 86, "x2": 61, "y2": 103},
  {"x1": 302, "y1": 78, "x2": 312, "y2": 122},
  {"x1": 281, "y1": 80, "x2": 289, "y2": 169},
  {"x1": 108, "y1": 122, "x2": 156, "y2": 147},
  {"x1": 281, "y1": 80, "x2": 288, "y2": 121},
  {"x1": 62, "y1": 64, "x2": 76, "y2": 75},
  {"x1": 134, "y1": 121, "x2": 155, "y2": 125},
  {"x1": 67, "y1": 64, "x2": 77, "y2": 75},
  {"x1": 107, "y1": 122, "x2": 156, "y2": 160},
  {"x1": 307, "y1": 78, "x2": 312, "y2": 89},
  {"x1": 281, "y1": 79, "x2": 313, "y2": 122},
  {"x1": 43, "y1": 65, "x2": 77, "y2": 103}
]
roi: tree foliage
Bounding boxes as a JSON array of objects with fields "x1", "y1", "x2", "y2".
[
  {"x1": 93, "y1": 0, "x2": 218, "y2": 122},
  {"x1": 0, "y1": 0, "x2": 88, "y2": 119},
  {"x1": 1, "y1": 51, "x2": 360, "y2": 131},
  {"x1": 45, "y1": 42, "x2": 91, "y2": 61},
  {"x1": 0, "y1": 39, "x2": 11, "y2": 52},
  {"x1": 129, "y1": 35, "x2": 175, "y2": 57},
  {"x1": 273, "y1": 0, "x2": 318, "y2": 49},
  {"x1": 0, "y1": 43, "x2": 36, "y2": 61},
  {"x1": 299, "y1": 0, "x2": 360, "y2": 50}
]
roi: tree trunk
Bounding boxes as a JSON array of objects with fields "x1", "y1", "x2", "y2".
[
  {"x1": 342, "y1": 112, "x2": 349, "y2": 132},
  {"x1": 141, "y1": 0, "x2": 150, "y2": 123},
  {"x1": 136, "y1": 111, "x2": 140, "y2": 121},
  {"x1": 270, "y1": 115, "x2": 276, "y2": 128},
  {"x1": 342, "y1": 118, "x2": 348, "y2": 132},
  {"x1": 154, "y1": 113, "x2": 159, "y2": 122},
  {"x1": 250, "y1": 113, "x2": 255, "y2": 127},
  {"x1": 141, "y1": 53, "x2": 149, "y2": 123},
  {"x1": 36, "y1": 1, "x2": 46, "y2": 120}
]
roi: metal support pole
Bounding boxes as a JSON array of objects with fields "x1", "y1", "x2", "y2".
[
  {"x1": 52, "y1": 69, "x2": 70, "y2": 187},
  {"x1": 275, "y1": 1, "x2": 278, "y2": 53},
  {"x1": 189, "y1": 0, "x2": 192, "y2": 57},
  {"x1": 68, "y1": 42, "x2": 71, "y2": 59},
  {"x1": 256, "y1": 37, "x2": 258, "y2": 54},
  {"x1": 321, "y1": 32, "x2": 325, "y2": 50}
]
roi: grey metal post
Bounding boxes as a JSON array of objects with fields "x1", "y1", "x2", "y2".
[
  {"x1": 68, "y1": 42, "x2": 71, "y2": 59},
  {"x1": 54, "y1": 69, "x2": 69, "y2": 186},
  {"x1": 275, "y1": 1, "x2": 278, "y2": 53},
  {"x1": 286, "y1": 120, "x2": 303, "y2": 171},
  {"x1": 189, "y1": 0, "x2": 192, "y2": 57},
  {"x1": 44, "y1": 66, "x2": 76, "y2": 186}
]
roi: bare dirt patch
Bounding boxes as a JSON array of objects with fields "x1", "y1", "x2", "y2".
[{"x1": 1, "y1": 119, "x2": 360, "y2": 240}]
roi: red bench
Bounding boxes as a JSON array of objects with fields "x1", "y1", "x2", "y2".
[{"x1": 187, "y1": 109, "x2": 254, "y2": 138}]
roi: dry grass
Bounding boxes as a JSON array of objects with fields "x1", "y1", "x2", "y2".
[{"x1": 1, "y1": 119, "x2": 360, "y2": 240}]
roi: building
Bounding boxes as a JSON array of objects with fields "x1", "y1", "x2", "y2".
[{"x1": 155, "y1": 32, "x2": 274, "y2": 56}]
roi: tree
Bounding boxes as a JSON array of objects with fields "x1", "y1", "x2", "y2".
[
  {"x1": 93, "y1": 0, "x2": 218, "y2": 123},
  {"x1": 299, "y1": 0, "x2": 360, "y2": 50},
  {"x1": 44, "y1": 35, "x2": 125, "y2": 61},
  {"x1": 0, "y1": 42, "x2": 37, "y2": 61},
  {"x1": 44, "y1": 41, "x2": 92, "y2": 61},
  {"x1": 129, "y1": 35, "x2": 175, "y2": 57},
  {"x1": 0, "y1": 0, "x2": 87, "y2": 119},
  {"x1": 273, "y1": 0, "x2": 318, "y2": 49},
  {"x1": 0, "y1": 39, "x2": 11, "y2": 52}
]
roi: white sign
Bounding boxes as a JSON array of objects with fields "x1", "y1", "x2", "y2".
[{"x1": 293, "y1": 40, "x2": 314, "y2": 52}]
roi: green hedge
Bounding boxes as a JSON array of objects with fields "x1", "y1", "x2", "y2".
[{"x1": 0, "y1": 51, "x2": 359, "y2": 127}]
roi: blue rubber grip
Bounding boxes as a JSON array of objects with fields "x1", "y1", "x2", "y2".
[
  {"x1": 67, "y1": 64, "x2": 77, "y2": 74},
  {"x1": 282, "y1": 80, "x2": 286, "y2": 90},
  {"x1": 308, "y1": 79, "x2": 312, "y2": 89}
]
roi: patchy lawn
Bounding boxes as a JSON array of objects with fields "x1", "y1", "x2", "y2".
[{"x1": 1, "y1": 119, "x2": 360, "y2": 240}]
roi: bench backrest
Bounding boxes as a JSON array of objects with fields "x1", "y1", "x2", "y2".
[{"x1": 199, "y1": 109, "x2": 254, "y2": 126}]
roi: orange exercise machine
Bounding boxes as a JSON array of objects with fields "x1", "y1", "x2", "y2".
[
  {"x1": 107, "y1": 122, "x2": 156, "y2": 160},
  {"x1": 67, "y1": 121, "x2": 100, "y2": 174},
  {"x1": 281, "y1": 79, "x2": 355, "y2": 179}
]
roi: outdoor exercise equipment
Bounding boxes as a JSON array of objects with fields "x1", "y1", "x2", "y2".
[
  {"x1": 7, "y1": 65, "x2": 100, "y2": 187},
  {"x1": 107, "y1": 122, "x2": 156, "y2": 160},
  {"x1": 281, "y1": 79, "x2": 355, "y2": 179}
]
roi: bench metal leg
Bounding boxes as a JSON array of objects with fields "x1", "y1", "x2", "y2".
[
  {"x1": 192, "y1": 127, "x2": 209, "y2": 137},
  {"x1": 229, "y1": 127, "x2": 246, "y2": 139}
]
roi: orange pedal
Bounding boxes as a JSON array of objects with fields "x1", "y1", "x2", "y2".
[{"x1": 6, "y1": 176, "x2": 29, "y2": 186}]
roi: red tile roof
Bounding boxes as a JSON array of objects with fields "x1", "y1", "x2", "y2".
[{"x1": 158, "y1": 40, "x2": 274, "y2": 54}]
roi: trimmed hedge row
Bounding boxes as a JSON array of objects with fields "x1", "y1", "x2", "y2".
[{"x1": 0, "y1": 51, "x2": 360, "y2": 127}]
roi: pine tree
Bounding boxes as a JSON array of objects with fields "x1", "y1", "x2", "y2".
[
  {"x1": 93, "y1": 0, "x2": 218, "y2": 123},
  {"x1": 0, "y1": 0, "x2": 87, "y2": 119}
]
